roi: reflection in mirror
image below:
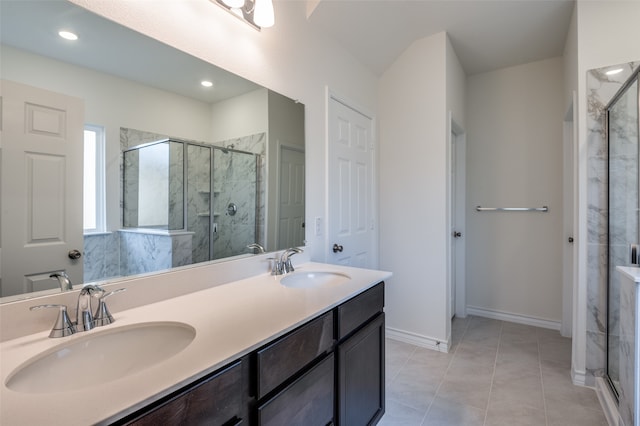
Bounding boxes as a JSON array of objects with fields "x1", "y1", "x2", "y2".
[{"x1": 0, "y1": 0, "x2": 305, "y2": 301}]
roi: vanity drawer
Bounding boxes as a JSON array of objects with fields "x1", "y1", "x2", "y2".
[
  {"x1": 257, "y1": 353, "x2": 334, "y2": 426},
  {"x1": 256, "y1": 311, "x2": 334, "y2": 399},
  {"x1": 123, "y1": 360, "x2": 244, "y2": 426},
  {"x1": 337, "y1": 281, "x2": 384, "y2": 340}
]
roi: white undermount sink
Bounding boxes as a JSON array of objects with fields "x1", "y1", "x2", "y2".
[
  {"x1": 5, "y1": 322, "x2": 196, "y2": 394},
  {"x1": 280, "y1": 271, "x2": 351, "y2": 289}
]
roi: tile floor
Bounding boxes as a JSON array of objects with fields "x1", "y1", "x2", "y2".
[{"x1": 380, "y1": 316, "x2": 608, "y2": 426}]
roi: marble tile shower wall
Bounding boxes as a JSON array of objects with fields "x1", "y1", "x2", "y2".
[
  {"x1": 84, "y1": 231, "x2": 194, "y2": 281},
  {"x1": 119, "y1": 231, "x2": 192, "y2": 276},
  {"x1": 216, "y1": 133, "x2": 267, "y2": 248},
  {"x1": 83, "y1": 233, "x2": 120, "y2": 282},
  {"x1": 586, "y1": 61, "x2": 639, "y2": 385},
  {"x1": 168, "y1": 142, "x2": 184, "y2": 230}
]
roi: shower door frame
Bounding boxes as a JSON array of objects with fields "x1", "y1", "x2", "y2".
[{"x1": 605, "y1": 67, "x2": 640, "y2": 401}]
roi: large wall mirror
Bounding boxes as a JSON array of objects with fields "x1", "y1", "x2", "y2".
[{"x1": 0, "y1": 0, "x2": 305, "y2": 300}]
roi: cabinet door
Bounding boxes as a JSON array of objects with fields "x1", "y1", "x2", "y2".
[
  {"x1": 337, "y1": 313, "x2": 385, "y2": 426},
  {"x1": 123, "y1": 360, "x2": 245, "y2": 426},
  {"x1": 258, "y1": 354, "x2": 334, "y2": 426}
]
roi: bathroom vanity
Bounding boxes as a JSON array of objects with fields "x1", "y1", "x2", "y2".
[{"x1": 0, "y1": 259, "x2": 390, "y2": 426}]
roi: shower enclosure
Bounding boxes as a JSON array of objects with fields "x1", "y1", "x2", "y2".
[
  {"x1": 123, "y1": 139, "x2": 262, "y2": 264},
  {"x1": 607, "y1": 66, "x2": 640, "y2": 399}
]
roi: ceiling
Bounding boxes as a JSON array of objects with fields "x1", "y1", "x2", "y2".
[
  {"x1": 307, "y1": 0, "x2": 576, "y2": 76},
  {"x1": 0, "y1": 0, "x2": 260, "y2": 103}
]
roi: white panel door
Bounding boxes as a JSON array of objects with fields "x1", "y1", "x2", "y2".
[
  {"x1": 1, "y1": 80, "x2": 84, "y2": 297},
  {"x1": 328, "y1": 97, "x2": 375, "y2": 268},
  {"x1": 278, "y1": 145, "x2": 305, "y2": 248}
]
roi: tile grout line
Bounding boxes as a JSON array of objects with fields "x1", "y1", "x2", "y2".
[
  {"x1": 482, "y1": 319, "x2": 503, "y2": 426},
  {"x1": 538, "y1": 330, "x2": 549, "y2": 426},
  {"x1": 420, "y1": 316, "x2": 471, "y2": 426}
]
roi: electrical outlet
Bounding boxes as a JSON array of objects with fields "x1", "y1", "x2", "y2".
[{"x1": 315, "y1": 217, "x2": 323, "y2": 236}]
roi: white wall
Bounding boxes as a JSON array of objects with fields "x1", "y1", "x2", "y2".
[
  {"x1": 210, "y1": 88, "x2": 269, "y2": 143},
  {"x1": 267, "y1": 90, "x2": 305, "y2": 251},
  {"x1": 70, "y1": 0, "x2": 378, "y2": 262},
  {"x1": 379, "y1": 32, "x2": 464, "y2": 349},
  {"x1": 466, "y1": 57, "x2": 564, "y2": 324},
  {"x1": 446, "y1": 36, "x2": 466, "y2": 127}
]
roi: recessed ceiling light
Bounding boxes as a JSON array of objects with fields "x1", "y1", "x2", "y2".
[
  {"x1": 606, "y1": 68, "x2": 623, "y2": 76},
  {"x1": 58, "y1": 30, "x2": 78, "y2": 41},
  {"x1": 201, "y1": 80, "x2": 214, "y2": 88}
]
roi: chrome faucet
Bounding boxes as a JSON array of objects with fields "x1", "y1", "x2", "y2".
[
  {"x1": 31, "y1": 284, "x2": 125, "y2": 337},
  {"x1": 247, "y1": 243, "x2": 265, "y2": 254},
  {"x1": 76, "y1": 285, "x2": 105, "y2": 331},
  {"x1": 50, "y1": 272, "x2": 73, "y2": 292},
  {"x1": 272, "y1": 247, "x2": 303, "y2": 275}
]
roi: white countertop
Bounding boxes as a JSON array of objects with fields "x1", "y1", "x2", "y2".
[
  {"x1": 0, "y1": 262, "x2": 391, "y2": 425},
  {"x1": 617, "y1": 266, "x2": 640, "y2": 283}
]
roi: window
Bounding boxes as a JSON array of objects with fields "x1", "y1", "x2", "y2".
[{"x1": 83, "y1": 125, "x2": 105, "y2": 232}]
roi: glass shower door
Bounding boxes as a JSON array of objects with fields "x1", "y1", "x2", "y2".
[
  {"x1": 212, "y1": 148, "x2": 258, "y2": 260},
  {"x1": 187, "y1": 144, "x2": 212, "y2": 264},
  {"x1": 607, "y1": 76, "x2": 639, "y2": 397}
]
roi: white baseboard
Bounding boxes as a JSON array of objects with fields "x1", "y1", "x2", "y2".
[
  {"x1": 596, "y1": 377, "x2": 621, "y2": 426},
  {"x1": 466, "y1": 306, "x2": 561, "y2": 331},
  {"x1": 572, "y1": 368, "x2": 587, "y2": 386},
  {"x1": 386, "y1": 327, "x2": 449, "y2": 353}
]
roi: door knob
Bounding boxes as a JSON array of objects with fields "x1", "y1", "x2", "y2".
[
  {"x1": 68, "y1": 249, "x2": 82, "y2": 260},
  {"x1": 453, "y1": 231, "x2": 462, "y2": 238},
  {"x1": 332, "y1": 244, "x2": 344, "y2": 253}
]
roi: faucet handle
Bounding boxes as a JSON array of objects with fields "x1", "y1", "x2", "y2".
[
  {"x1": 281, "y1": 247, "x2": 303, "y2": 273},
  {"x1": 94, "y1": 288, "x2": 126, "y2": 327},
  {"x1": 30, "y1": 304, "x2": 77, "y2": 338},
  {"x1": 267, "y1": 257, "x2": 283, "y2": 275}
]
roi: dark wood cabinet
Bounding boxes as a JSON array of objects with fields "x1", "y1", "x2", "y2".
[
  {"x1": 121, "y1": 359, "x2": 247, "y2": 426},
  {"x1": 337, "y1": 313, "x2": 385, "y2": 426}
]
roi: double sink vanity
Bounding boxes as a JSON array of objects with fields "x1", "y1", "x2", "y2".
[{"x1": 0, "y1": 254, "x2": 390, "y2": 425}]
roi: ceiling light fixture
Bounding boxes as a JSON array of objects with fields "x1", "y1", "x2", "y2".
[
  {"x1": 201, "y1": 80, "x2": 214, "y2": 88},
  {"x1": 58, "y1": 30, "x2": 78, "y2": 41},
  {"x1": 606, "y1": 68, "x2": 624, "y2": 76},
  {"x1": 212, "y1": 0, "x2": 274, "y2": 30}
]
